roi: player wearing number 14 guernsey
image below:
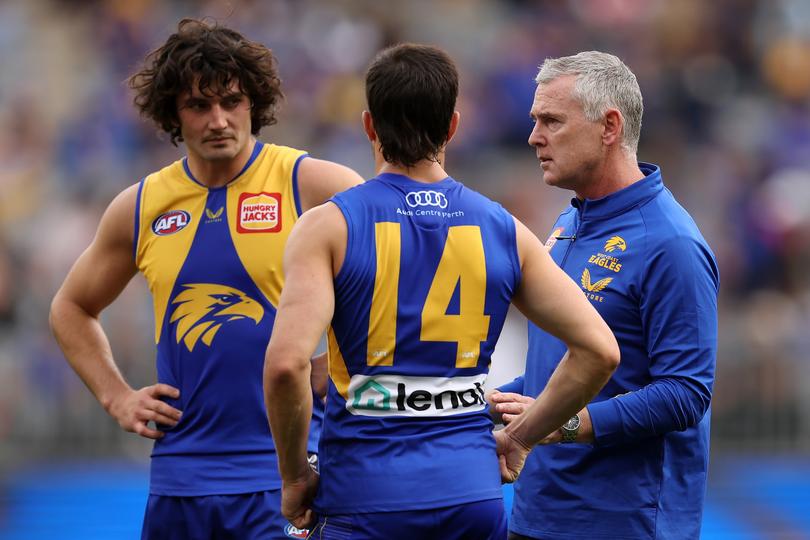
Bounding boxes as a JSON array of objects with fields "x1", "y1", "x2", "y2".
[{"x1": 264, "y1": 43, "x2": 620, "y2": 539}]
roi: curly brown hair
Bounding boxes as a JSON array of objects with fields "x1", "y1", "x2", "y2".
[{"x1": 128, "y1": 18, "x2": 283, "y2": 145}]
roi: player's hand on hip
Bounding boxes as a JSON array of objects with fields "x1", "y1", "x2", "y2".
[
  {"x1": 488, "y1": 391, "x2": 535, "y2": 424},
  {"x1": 282, "y1": 468, "x2": 319, "y2": 530},
  {"x1": 494, "y1": 429, "x2": 532, "y2": 484},
  {"x1": 107, "y1": 384, "x2": 182, "y2": 440}
]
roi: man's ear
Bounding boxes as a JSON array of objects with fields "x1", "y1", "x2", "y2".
[
  {"x1": 446, "y1": 111, "x2": 460, "y2": 144},
  {"x1": 362, "y1": 111, "x2": 376, "y2": 142},
  {"x1": 602, "y1": 108, "x2": 623, "y2": 147}
]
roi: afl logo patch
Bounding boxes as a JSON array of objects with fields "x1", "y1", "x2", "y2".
[
  {"x1": 152, "y1": 210, "x2": 191, "y2": 236},
  {"x1": 283, "y1": 523, "x2": 309, "y2": 538}
]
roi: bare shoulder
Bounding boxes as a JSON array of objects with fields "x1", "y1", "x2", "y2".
[
  {"x1": 294, "y1": 201, "x2": 346, "y2": 237},
  {"x1": 288, "y1": 202, "x2": 347, "y2": 274},
  {"x1": 511, "y1": 215, "x2": 547, "y2": 269},
  {"x1": 52, "y1": 182, "x2": 142, "y2": 313},
  {"x1": 96, "y1": 183, "x2": 142, "y2": 249},
  {"x1": 297, "y1": 158, "x2": 363, "y2": 212}
]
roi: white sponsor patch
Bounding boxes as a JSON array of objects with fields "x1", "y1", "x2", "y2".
[
  {"x1": 346, "y1": 373, "x2": 488, "y2": 417},
  {"x1": 406, "y1": 190, "x2": 448, "y2": 208}
]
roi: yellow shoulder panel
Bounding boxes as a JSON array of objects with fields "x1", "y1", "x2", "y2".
[
  {"x1": 227, "y1": 144, "x2": 307, "y2": 307},
  {"x1": 135, "y1": 161, "x2": 207, "y2": 343}
]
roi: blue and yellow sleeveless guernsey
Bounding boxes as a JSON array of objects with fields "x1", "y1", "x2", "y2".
[
  {"x1": 133, "y1": 141, "x2": 323, "y2": 496},
  {"x1": 315, "y1": 173, "x2": 521, "y2": 514}
]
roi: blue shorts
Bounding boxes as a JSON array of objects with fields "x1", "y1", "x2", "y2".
[
  {"x1": 141, "y1": 489, "x2": 311, "y2": 540},
  {"x1": 310, "y1": 498, "x2": 506, "y2": 540}
]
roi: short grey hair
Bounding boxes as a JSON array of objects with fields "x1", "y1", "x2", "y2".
[{"x1": 536, "y1": 51, "x2": 643, "y2": 154}]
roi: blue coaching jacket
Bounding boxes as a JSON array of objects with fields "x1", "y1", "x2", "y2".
[{"x1": 501, "y1": 163, "x2": 719, "y2": 539}]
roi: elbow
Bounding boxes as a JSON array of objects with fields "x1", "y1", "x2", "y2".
[
  {"x1": 263, "y1": 347, "x2": 309, "y2": 393},
  {"x1": 48, "y1": 292, "x2": 66, "y2": 336},
  {"x1": 599, "y1": 335, "x2": 621, "y2": 379},
  {"x1": 650, "y1": 378, "x2": 713, "y2": 432},
  {"x1": 683, "y1": 381, "x2": 712, "y2": 429},
  {"x1": 263, "y1": 359, "x2": 297, "y2": 392}
]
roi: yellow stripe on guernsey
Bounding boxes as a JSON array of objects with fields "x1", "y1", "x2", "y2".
[
  {"x1": 227, "y1": 145, "x2": 305, "y2": 308},
  {"x1": 367, "y1": 222, "x2": 401, "y2": 366},
  {"x1": 327, "y1": 326, "x2": 351, "y2": 400},
  {"x1": 136, "y1": 162, "x2": 206, "y2": 343},
  {"x1": 135, "y1": 144, "x2": 306, "y2": 342}
]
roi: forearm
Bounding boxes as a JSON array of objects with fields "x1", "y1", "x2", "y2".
[
  {"x1": 49, "y1": 297, "x2": 131, "y2": 412},
  {"x1": 264, "y1": 356, "x2": 313, "y2": 482},
  {"x1": 310, "y1": 352, "x2": 329, "y2": 399},
  {"x1": 589, "y1": 376, "x2": 712, "y2": 446},
  {"x1": 504, "y1": 347, "x2": 615, "y2": 447}
]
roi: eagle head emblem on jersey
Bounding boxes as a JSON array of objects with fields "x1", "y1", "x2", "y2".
[
  {"x1": 169, "y1": 283, "x2": 264, "y2": 352},
  {"x1": 604, "y1": 236, "x2": 627, "y2": 252}
]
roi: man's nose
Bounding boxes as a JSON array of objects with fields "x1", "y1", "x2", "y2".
[
  {"x1": 528, "y1": 123, "x2": 543, "y2": 147},
  {"x1": 208, "y1": 104, "x2": 228, "y2": 130}
]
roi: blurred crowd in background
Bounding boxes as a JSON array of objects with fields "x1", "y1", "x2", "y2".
[{"x1": 1, "y1": 0, "x2": 810, "y2": 474}]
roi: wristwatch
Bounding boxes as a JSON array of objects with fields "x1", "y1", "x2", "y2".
[{"x1": 560, "y1": 414, "x2": 581, "y2": 443}]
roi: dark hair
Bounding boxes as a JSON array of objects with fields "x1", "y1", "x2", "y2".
[
  {"x1": 365, "y1": 43, "x2": 458, "y2": 168},
  {"x1": 128, "y1": 18, "x2": 283, "y2": 145}
]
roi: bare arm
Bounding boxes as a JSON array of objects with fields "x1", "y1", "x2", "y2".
[
  {"x1": 495, "y1": 218, "x2": 620, "y2": 481},
  {"x1": 297, "y1": 157, "x2": 363, "y2": 212},
  {"x1": 264, "y1": 202, "x2": 346, "y2": 528},
  {"x1": 310, "y1": 351, "x2": 329, "y2": 400},
  {"x1": 49, "y1": 184, "x2": 181, "y2": 439}
]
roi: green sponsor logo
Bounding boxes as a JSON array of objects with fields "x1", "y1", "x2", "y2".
[{"x1": 352, "y1": 380, "x2": 391, "y2": 411}]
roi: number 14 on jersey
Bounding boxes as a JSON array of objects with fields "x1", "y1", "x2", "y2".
[{"x1": 367, "y1": 223, "x2": 491, "y2": 368}]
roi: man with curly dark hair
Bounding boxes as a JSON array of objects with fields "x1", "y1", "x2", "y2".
[{"x1": 50, "y1": 18, "x2": 361, "y2": 539}]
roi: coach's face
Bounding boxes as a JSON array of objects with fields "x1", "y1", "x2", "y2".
[
  {"x1": 177, "y1": 79, "x2": 252, "y2": 164},
  {"x1": 528, "y1": 75, "x2": 604, "y2": 196}
]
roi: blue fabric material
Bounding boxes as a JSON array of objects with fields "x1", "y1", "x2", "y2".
[
  {"x1": 141, "y1": 490, "x2": 305, "y2": 540},
  {"x1": 313, "y1": 498, "x2": 507, "y2": 540},
  {"x1": 508, "y1": 163, "x2": 719, "y2": 539}
]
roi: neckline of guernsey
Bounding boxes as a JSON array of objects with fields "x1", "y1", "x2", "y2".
[
  {"x1": 376, "y1": 172, "x2": 454, "y2": 188},
  {"x1": 181, "y1": 140, "x2": 265, "y2": 190}
]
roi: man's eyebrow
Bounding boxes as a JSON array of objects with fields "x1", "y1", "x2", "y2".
[{"x1": 530, "y1": 111, "x2": 554, "y2": 120}]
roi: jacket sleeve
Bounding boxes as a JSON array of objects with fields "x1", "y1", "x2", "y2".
[
  {"x1": 588, "y1": 234, "x2": 719, "y2": 447},
  {"x1": 496, "y1": 376, "x2": 525, "y2": 395}
]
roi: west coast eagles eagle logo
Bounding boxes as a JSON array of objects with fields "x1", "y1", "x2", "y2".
[
  {"x1": 169, "y1": 283, "x2": 264, "y2": 351},
  {"x1": 604, "y1": 236, "x2": 627, "y2": 252}
]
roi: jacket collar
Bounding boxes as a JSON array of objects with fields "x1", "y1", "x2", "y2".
[{"x1": 571, "y1": 162, "x2": 662, "y2": 220}]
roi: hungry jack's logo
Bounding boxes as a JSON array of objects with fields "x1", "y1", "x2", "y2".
[
  {"x1": 238, "y1": 192, "x2": 281, "y2": 233},
  {"x1": 169, "y1": 283, "x2": 264, "y2": 351}
]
